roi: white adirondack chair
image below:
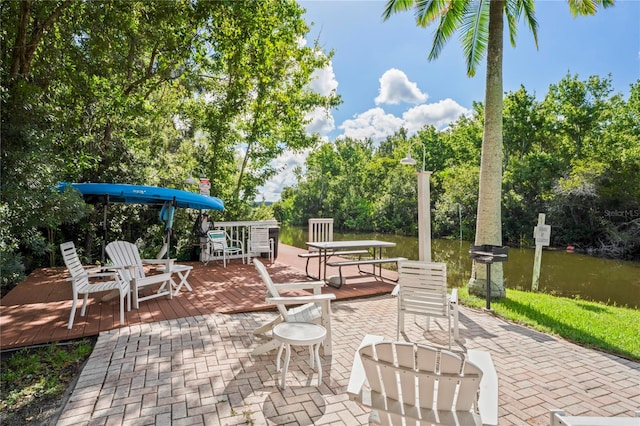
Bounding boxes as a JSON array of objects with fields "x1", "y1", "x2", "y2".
[
  {"x1": 396, "y1": 260, "x2": 459, "y2": 349},
  {"x1": 60, "y1": 241, "x2": 130, "y2": 329},
  {"x1": 206, "y1": 229, "x2": 244, "y2": 267},
  {"x1": 106, "y1": 241, "x2": 173, "y2": 309},
  {"x1": 248, "y1": 226, "x2": 274, "y2": 264},
  {"x1": 348, "y1": 341, "x2": 495, "y2": 426},
  {"x1": 251, "y1": 259, "x2": 336, "y2": 356}
]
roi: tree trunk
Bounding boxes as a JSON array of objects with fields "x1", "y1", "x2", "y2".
[{"x1": 469, "y1": 0, "x2": 506, "y2": 298}]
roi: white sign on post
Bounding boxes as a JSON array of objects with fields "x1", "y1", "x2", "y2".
[
  {"x1": 534, "y1": 224, "x2": 551, "y2": 247},
  {"x1": 199, "y1": 178, "x2": 210, "y2": 196},
  {"x1": 532, "y1": 214, "x2": 550, "y2": 292}
]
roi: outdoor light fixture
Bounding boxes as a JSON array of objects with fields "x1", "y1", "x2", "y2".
[
  {"x1": 184, "y1": 176, "x2": 198, "y2": 185},
  {"x1": 399, "y1": 153, "x2": 417, "y2": 166},
  {"x1": 400, "y1": 142, "x2": 431, "y2": 262}
]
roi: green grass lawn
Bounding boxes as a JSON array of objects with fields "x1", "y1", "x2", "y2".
[{"x1": 459, "y1": 287, "x2": 640, "y2": 361}]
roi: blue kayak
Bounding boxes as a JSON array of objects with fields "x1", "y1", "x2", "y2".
[{"x1": 57, "y1": 182, "x2": 224, "y2": 211}]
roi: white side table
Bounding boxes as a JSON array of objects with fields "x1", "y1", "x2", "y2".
[{"x1": 272, "y1": 322, "x2": 327, "y2": 389}]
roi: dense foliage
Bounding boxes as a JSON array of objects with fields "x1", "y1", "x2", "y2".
[
  {"x1": 0, "y1": 0, "x2": 340, "y2": 293},
  {"x1": 274, "y1": 74, "x2": 640, "y2": 261}
]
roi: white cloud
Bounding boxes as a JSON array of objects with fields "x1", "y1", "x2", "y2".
[
  {"x1": 256, "y1": 59, "x2": 338, "y2": 202},
  {"x1": 306, "y1": 106, "x2": 335, "y2": 135},
  {"x1": 256, "y1": 150, "x2": 310, "y2": 202},
  {"x1": 375, "y1": 68, "x2": 428, "y2": 105},
  {"x1": 402, "y1": 98, "x2": 470, "y2": 133},
  {"x1": 305, "y1": 62, "x2": 338, "y2": 136},
  {"x1": 309, "y1": 63, "x2": 338, "y2": 96},
  {"x1": 339, "y1": 107, "x2": 405, "y2": 142},
  {"x1": 337, "y1": 98, "x2": 468, "y2": 143}
]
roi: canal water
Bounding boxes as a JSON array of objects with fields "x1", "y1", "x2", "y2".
[{"x1": 279, "y1": 225, "x2": 640, "y2": 309}]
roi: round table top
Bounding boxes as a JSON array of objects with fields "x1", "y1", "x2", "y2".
[{"x1": 273, "y1": 322, "x2": 327, "y2": 345}]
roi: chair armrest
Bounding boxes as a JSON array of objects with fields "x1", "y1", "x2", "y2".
[
  {"x1": 468, "y1": 349, "x2": 498, "y2": 426},
  {"x1": 273, "y1": 281, "x2": 326, "y2": 292},
  {"x1": 266, "y1": 294, "x2": 336, "y2": 305},
  {"x1": 135, "y1": 272, "x2": 173, "y2": 286},
  {"x1": 142, "y1": 259, "x2": 175, "y2": 269},
  {"x1": 107, "y1": 263, "x2": 137, "y2": 270},
  {"x1": 106, "y1": 264, "x2": 139, "y2": 277},
  {"x1": 84, "y1": 265, "x2": 113, "y2": 273},
  {"x1": 449, "y1": 288, "x2": 458, "y2": 304},
  {"x1": 87, "y1": 271, "x2": 119, "y2": 278},
  {"x1": 347, "y1": 334, "x2": 385, "y2": 399}
]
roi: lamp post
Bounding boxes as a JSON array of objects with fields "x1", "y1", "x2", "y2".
[{"x1": 400, "y1": 143, "x2": 432, "y2": 262}]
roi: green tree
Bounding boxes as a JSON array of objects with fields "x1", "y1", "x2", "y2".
[
  {"x1": 1, "y1": 0, "x2": 341, "y2": 290},
  {"x1": 383, "y1": 0, "x2": 613, "y2": 298},
  {"x1": 503, "y1": 85, "x2": 544, "y2": 165}
]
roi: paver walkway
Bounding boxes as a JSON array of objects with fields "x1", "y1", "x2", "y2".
[{"x1": 57, "y1": 295, "x2": 640, "y2": 425}]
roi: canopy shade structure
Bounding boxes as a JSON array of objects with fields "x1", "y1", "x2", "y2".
[
  {"x1": 57, "y1": 182, "x2": 224, "y2": 263},
  {"x1": 57, "y1": 182, "x2": 224, "y2": 211}
]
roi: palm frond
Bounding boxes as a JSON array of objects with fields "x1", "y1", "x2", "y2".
[
  {"x1": 382, "y1": 0, "x2": 416, "y2": 21},
  {"x1": 520, "y1": 0, "x2": 539, "y2": 48},
  {"x1": 567, "y1": 0, "x2": 615, "y2": 17},
  {"x1": 504, "y1": 1, "x2": 519, "y2": 47},
  {"x1": 505, "y1": 0, "x2": 538, "y2": 48},
  {"x1": 459, "y1": 0, "x2": 490, "y2": 77},
  {"x1": 414, "y1": 0, "x2": 451, "y2": 26},
  {"x1": 428, "y1": 1, "x2": 467, "y2": 61}
]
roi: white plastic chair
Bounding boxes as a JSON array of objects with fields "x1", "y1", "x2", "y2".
[
  {"x1": 106, "y1": 241, "x2": 173, "y2": 309},
  {"x1": 347, "y1": 341, "x2": 494, "y2": 426},
  {"x1": 251, "y1": 259, "x2": 335, "y2": 356},
  {"x1": 308, "y1": 218, "x2": 334, "y2": 249},
  {"x1": 206, "y1": 229, "x2": 244, "y2": 267},
  {"x1": 396, "y1": 260, "x2": 459, "y2": 349},
  {"x1": 248, "y1": 226, "x2": 274, "y2": 264},
  {"x1": 60, "y1": 241, "x2": 130, "y2": 329}
]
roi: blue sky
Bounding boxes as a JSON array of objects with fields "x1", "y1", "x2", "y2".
[{"x1": 259, "y1": 0, "x2": 640, "y2": 201}]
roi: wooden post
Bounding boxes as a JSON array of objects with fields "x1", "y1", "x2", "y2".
[
  {"x1": 532, "y1": 213, "x2": 551, "y2": 292},
  {"x1": 417, "y1": 171, "x2": 432, "y2": 261}
]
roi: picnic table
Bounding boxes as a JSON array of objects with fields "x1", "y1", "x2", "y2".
[{"x1": 305, "y1": 240, "x2": 405, "y2": 288}]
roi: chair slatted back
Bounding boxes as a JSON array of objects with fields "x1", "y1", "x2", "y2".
[
  {"x1": 208, "y1": 230, "x2": 228, "y2": 250},
  {"x1": 253, "y1": 259, "x2": 290, "y2": 321},
  {"x1": 399, "y1": 261, "x2": 448, "y2": 317},
  {"x1": 250, "y1": 226, "x2": 271, "y2": 251},
  {"x1": 309, "y1": 218, "x2": 333, "y2": 245},
  {"x1": 60, "y1": 242, "x2": 89, "y2": 288},
  {"x1": 360, "y1": 342, "x2": 482, "y2": 424},
  {"x1": 106, "y1": 241, "x2": 145, "y2": 282}
]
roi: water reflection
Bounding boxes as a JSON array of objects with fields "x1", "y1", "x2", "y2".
[{"x1": 280, "y1": 225, "x2": 640, "y2": 308}]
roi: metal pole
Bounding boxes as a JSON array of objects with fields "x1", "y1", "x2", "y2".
[
  {"x1": 101, "y1": 195, "x2": 109, "y2": 265},
  {"x1": 485, "y1": 261, "x2": 492, "y2": 311}
]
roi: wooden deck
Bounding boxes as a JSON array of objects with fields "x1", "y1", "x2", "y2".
[{"x1": 0, "y1": 243, "x2": 399, "y2": 350}]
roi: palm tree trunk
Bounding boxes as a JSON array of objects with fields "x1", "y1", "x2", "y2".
[{"x1": 469, "y1": 0, "x2": 506, "y2": 298}]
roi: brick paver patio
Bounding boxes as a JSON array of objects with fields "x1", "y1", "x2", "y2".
[{"x1": 57, "y1": 295, "x2": 640, "y2": 425}]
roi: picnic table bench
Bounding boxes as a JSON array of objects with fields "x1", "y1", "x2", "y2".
[
  {"x1": 326, "y1": 256, "x2": 407, "y2": 288},
  {"x1": 298, "y1": 250, "x2": 369, "y2": 278}
]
